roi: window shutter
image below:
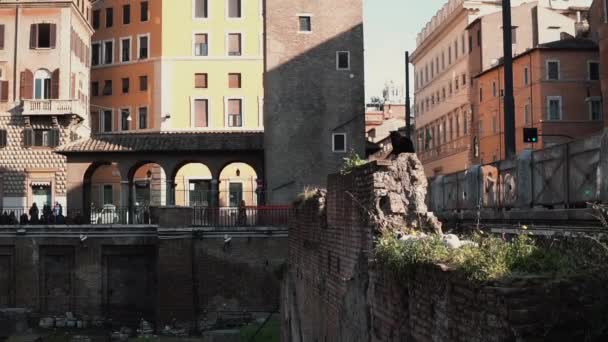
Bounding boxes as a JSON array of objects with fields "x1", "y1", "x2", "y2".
[
  {"x1": 49, "y1": 24, "x2": 57, "y2": 48},
  {"x1": 20, "y1": 69, "x2": 33, "y2": 99},
  {"x1": 0, "y1": 129, "x2": 6, "y2": 148},
  {"x1": 228, "y1": 99, "x2": 241, "y2": 115},
  {"x1": 91, "y1": 110, "x2": 100, "y2": 133},
  {"x1": 23, "y1": 128, "x2": 33, "y2": 147},
  {"x1": 0, "y1": 81, "x2": 8, "y2": 102},
  {"x1": 0, "y1": 25, "x2": 5, "y2": 50},
  {"x1": 194, "y1": 99, "x2": 208, "y2": 127},
  {"x1": 70, "y1": 73, "x2": 75, "y2": 99},
  {"x1": 51, "y1": 69, "x2": 60, "y2": 99},
  {"x1": 30, "y1": 24, "x2": 37, "y2": 49},
  {"x1": 51, "y1": 128, "x2": 60, "y2": 147}
]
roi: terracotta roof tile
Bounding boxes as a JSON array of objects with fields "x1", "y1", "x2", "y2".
[{"x1": 57, "y1": 131, "x2": 264, "y2": 153}]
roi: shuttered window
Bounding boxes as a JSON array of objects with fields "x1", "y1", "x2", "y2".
[
  {"x1": 106, "y1": 8, "x2": 114, "y2": 27},
  {"x1": 194, "y1": 34, "x2": 208, "y2": 56},
  {"x1": 0, "y1": 81, "x2": 8, "y2": 102},
  {"x1": 194, "y1": 99, "x2": 208, "y2": 128},
  {"x1": 92, "y1": 10, "x2": 101, "y2": 29},
  {"x1": 30, "y1": 23, "x2": 56, "y2": 49},
  {"x1": 0, "y1": 25, "x2": 5, "y2": 50},
  {"x1": 194, "y1": 0, "x2": 208, "y2": 18},
  {"x1": 91, "y1": 81, "x2": 99, "y2": 96},
  {"x1": 138, "y1": 107, "x2": 148, "y2": 129},
  {"x1": 0, "y1": 129, "x2": 6, "y2": 148},
  {"x1": 122, "y1": 78, "x2": 129, "y2": 93},
  {"x1": 227, "y1": 33, "x2": 241, "y2": 56},
  {"x1": 139, "y1": 75, "x2": 148, "y2": 91},
  {"x1": 138, "y1": 35, "x2": 149, "y2": 59},
  {"x1": 23, "y1": 128, "x2": 34, "y2": 147},
  {"x1": 227, "y1": 99, "x2": 242, "y2": 127},
  {"x1": 228, "y1": 73, "x2": 241, "y2": 88},
  {"x1": 102, "y1": 80, "x2": 112, "y2": 96},
  {"x1": 20, "y1": 69, "x2": 34, "y2": 99},
  {"x1": 228, "y1": 0, "x2": 241, "y2": 18},
  {"x1": 195, "y1": 73, "x2": 208, "y2": 88}
]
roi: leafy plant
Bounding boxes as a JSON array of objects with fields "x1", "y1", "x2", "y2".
[{"x1": 340, "y1": 149, "x2": 367, "y2": 175}]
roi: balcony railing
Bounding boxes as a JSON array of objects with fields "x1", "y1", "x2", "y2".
[{"x1": 22, "y1": 99, "x2": 85, "y2": 118}]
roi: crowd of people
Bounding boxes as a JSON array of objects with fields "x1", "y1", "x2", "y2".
[{"x1": 0, "y1": 202, "x2": 67, "y2": 225}]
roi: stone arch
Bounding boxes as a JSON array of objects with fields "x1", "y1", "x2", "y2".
[
  {"x1": 218, "y1": 162, "x2": 259, "y2": 207},
  {"x1": 172, "y1": 162, "x2": 213, "y2": 207},
  {"x1": 128, "y1": 162, "x2": 167, "y2": 207}
]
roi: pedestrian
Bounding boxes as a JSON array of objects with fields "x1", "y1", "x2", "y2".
[
  {"x1": 238, "y1": 200, "x2": 247, "y2": 226},
  {"x1": 29, "y1": 203, "x2": 39, "y2": 224}
]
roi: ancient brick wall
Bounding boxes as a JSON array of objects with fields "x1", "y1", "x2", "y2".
[
  {"x1": 0, "y1": 227, "x2": 287, "y2": 331},
  {"x1": 282, "y1": 161, "x2": 608, "y2": 342}
]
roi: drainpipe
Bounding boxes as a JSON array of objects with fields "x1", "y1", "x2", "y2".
[{"x1": 12, "y1": 5, "x2": 19, "y2": 102}]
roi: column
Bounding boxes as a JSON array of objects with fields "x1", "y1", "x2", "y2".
[
  {"x1": 120, "y1": 179, "x2": 130, "y2": 224},
  {"x1": 166, "y1": 180, "x2": 175, "y2": 206},
  {"x1": 210, "y1": 179, "x2": 219, "y2": 225}
]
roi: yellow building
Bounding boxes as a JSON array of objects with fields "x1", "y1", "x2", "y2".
[{"x1": 87, "y1": 0, "x2": 263, "y2": 210}]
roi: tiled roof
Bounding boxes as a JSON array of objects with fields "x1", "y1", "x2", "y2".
[
  {"x1": 538, "y1": 38, "x2": 598, "y2": 50},
  {"x1": 57, "y1": 131, "x2": 264, "y2": 153}
]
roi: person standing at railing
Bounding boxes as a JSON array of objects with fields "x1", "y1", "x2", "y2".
[
  {"x1": 53, "y1": 202, "x2": 64, "y2": 224},
  {"x1": 29, "y1": 203, "x2": 39, "y2": 224},
  {"x1": 238, "y1": 200, "x2": 247, "y2": 226}
]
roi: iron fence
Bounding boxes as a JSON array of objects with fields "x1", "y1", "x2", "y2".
[{"x1": 192, "y1": 206, "x2": 292, "y2": 227}]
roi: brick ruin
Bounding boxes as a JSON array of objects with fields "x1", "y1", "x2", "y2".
[{"x1": 282, "y1": 155, "x2": 608, "y2": 342}]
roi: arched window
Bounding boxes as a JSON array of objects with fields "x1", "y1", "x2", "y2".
[{"x1": 34, "y1": 69, "x2": 51, "y2": 99}]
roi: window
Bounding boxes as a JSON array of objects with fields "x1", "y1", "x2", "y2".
[
  {"x1": 121, "y1": 108, "x2": 130, "y2": 131},
  {"x1": 454, "y1": 40, "x2": 458, "y2": 59},
  {"x1": 336, "y1": 51, "x2": 350, "y2": 70},
  {"x1": 34, "y1": 69, "x2": 52, "y2": 100},
  {"x1": 448, "y1": 47, "x2": 452, "y2": 64},
  {"x1": 227, "y1": 33, "x2": 241, "y2": 56},
  {"x1": 102, "y1": 80, "x2": 112, "y2": 96},
  {"x1": 547, "y1": 96, "x2": 562, "y2": 120},
  {"x1": 524, "y1": 102, "x2": 531, "y2": 125},
  {"x1": 105, "y1": 8, "x2": 113, "y2": 28},
  {"x1": 462, "y1": 73, "x2": 467, "y2": 86},
  {"x1": 194, "y1": 0, "x2": 208, "y2": 18},
  {"x1": 121, "y1": 77, "x2": 129, "y2": 93},
  {"x1": 546, "y1": 60, "x2": 560, "y2": 80},
  {"x1": 589, "y1": 98, "x2": 602, "y2": 121},
  {"x1": 492, "y1": 81, "x2": 497, "y2": 97},
  {"x1": 138, "y1": 35, "x2": 149, "y2": 59},
  {"x1": 103, "y1": 40, "x2": 113, "y2": 64},
  {"x1": 492, "y1": 116, "x2": 498, "y2": 134},
  {"x1": 332, "y1": 133, "x2": 346, "y2": 153},
  {"x1": 228, "y1": 73, "x2": 241, "y2": 88},
  {"x1": 103, "y1": 185, "x2": 113, "y2": 205},
  {"x1": 193, "y1": 98, "x2": 208, "y2": 128},
  {"x1": 511, "y1": 27, "x2": 517, "y2": 44},
  {"x1": 101, "y1": 110, "x2": 113, "y2": 132},
  {"x1": 299, "y1": 16, "x2": 312, "y2": 32},
  {"x1": 195, "y1": 73, "x2": 208, "y2": 88},
  {"x1": 477, "y1": 29, "x2": 481, "y2": 47},
  {"x1": 32, "y1": 129, "x2": 59, "y2": 147},
  {"x1": 91, "y1": 81, "x2": 99, "y2": 96},
  {"x1": 139, "y1": 75, "x2": 148, "y2": 91},
  {"x1": 227, "y1": 98, "x2": 242, "y2": 127},
  {"x1": 138, "y1": 107, "x2": 148, "y2": 129},
  {"x1": 468, "y1": 35, "x2": 473, "y2": 53},
  {"x1": 228, "y1": 0, "x2": 241, "y2": 18},
  {"x1": 140, "y1": 1, "x2": 149, "y2": 22},
  {"x1": 0, "y1": 25, "x2": 5, "y2": 50},
  {"x1": 92, "y1": 42, "x2": 101, "y2": 66},
  {"x1": 30, "y1": 23, "x2": 56, "y2": 49},
  {"x1": 479, "y1": 87, "x2": 483, "y2": 102},
  {"x1": 0, "y1": 129, "x2": 6, "y2": 148},
  {"x1": 92, "y1": 10, "x2": 101, "y2": 29},
  {"x1": 524, "y1": 66, "x2": 529, "y2": 85},
  {"x1": 589, "y1": 61, "x2": 600, "y2": 81},
  {"x1": 194, "y1": 33, "x2": 208, "y2": 56},
  {"x1": 123, "y1": 4, "x2": 131, "y2": 24},
  {"x1": 228, "y1": 183, "x2": 243, "y2": 207},
  {"x1": 120, "y1": 37, "x2": 131, "y2": 62}
]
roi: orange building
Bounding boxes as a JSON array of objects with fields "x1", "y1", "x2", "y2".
[{"x1": 473, "y1": 38, "x2": 602, "y2": 163}]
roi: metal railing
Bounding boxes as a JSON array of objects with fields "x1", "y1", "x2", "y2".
[
  {"x1": 192, "y1": 206, "x2": 292, "y2": 227},
  {"x1": 0, "y1": 205, "x2": 293, "y2": 227},
  {"x1": 0, "y1": 206, "x2": 150, "y2": 226}
]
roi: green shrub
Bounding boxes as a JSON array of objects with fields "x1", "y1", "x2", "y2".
[
  {"x1": 339, "y1": 150, "x2": 367, "y2": 174},
  {"x1": 375, "y1": 233, "x2": 608, "y2": 283}
]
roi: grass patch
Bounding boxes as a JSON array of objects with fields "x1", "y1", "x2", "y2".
[
  {"x1": 375, "y1": 232, "x2": 608, "y2": 283},
  {"x1": 239, "y1": 317, "x2": 280, "y2": 342}
]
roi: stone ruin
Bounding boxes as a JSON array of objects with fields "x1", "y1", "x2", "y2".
[{"x1": 371, "y1": 153, "x2": 443, "y2": 236}]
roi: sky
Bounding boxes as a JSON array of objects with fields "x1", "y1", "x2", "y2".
[{"x1": 363, "y1": 0, "x2": 447, "y2": 101}]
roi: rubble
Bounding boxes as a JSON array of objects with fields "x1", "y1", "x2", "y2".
[{"x1": 372, "y1": 153, "x2": 443, "y2": 236}]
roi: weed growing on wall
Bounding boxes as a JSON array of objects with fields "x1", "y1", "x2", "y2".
[
  {"x1": 375, "y1": 232, "x2": 608, "y2": 283},
  {"x1": 339, "y1": 149, "x2": 367, "y2": 175}
]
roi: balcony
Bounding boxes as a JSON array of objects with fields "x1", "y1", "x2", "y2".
[{"x1": 22, "y1": 99, "x2": 85, "y2": 119}]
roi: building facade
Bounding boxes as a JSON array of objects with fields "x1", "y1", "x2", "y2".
[
  {"x1": 264, "y1": 0, "x2": 365, "y2": 204},
  {"x1": 589, "y1": 0, "x2": 608, "y2": 125},
  {"x1": 85, "y1": 0, "x2": 264, "y2": 209},
  {"x1": 473, "y1": 38, "x2": 602, "y2": 163},
  {"x1": 0, "y1": 0, "x2": 93, "y2": 210},
  {"x1": 412, "y1": 0, "x2": 592, "y2": 176}
]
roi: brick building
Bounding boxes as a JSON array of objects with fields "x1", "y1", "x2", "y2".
[
  {"x1": 264, "y1": 0, "x2": 365, "y2": 204},
  {"x1": 0, "y1": 0, "x2": 93, "y2": 210},
  {"x1": 588, "y1": 0, "x2": 608, "y2": 125},
  {"x1": 473, "y1": 38, "x2": 602, "y2": 163},
  {"x1": 412, "y1": 0, "x2": 592, "y2": 176}
]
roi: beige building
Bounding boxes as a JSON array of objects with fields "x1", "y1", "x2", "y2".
[
  {"x1": 0, "y1": 0, "x2": 92, "y2": 210},
  {"x1": 412, "y1": 0, "x2": 592, "y2": 176}
]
